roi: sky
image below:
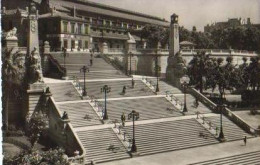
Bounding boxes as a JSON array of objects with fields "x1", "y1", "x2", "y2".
[{"x1": 88, "y1": 0, "x2": 260, "y2": 31}]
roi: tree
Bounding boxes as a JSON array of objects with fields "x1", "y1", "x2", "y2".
[
  {"x1": 247, "y1": 57, "x2": 260, "y2": 91},
  {"x1": 140, "y1": 24, "x2": 168, "y2": 48},
  {"x1": 28, "y1": 111, "x2": 48, "y2": 148},
  {"x1": 2, "y1": 48, "x2": 26, "y2": 129},
  {"x1": 187, "y1": 51, "x2": 211, "y2": 93}
]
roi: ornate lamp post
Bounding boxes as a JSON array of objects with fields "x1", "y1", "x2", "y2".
[
  {"x1": 128, "y1": 110, "x2": 139, "y2": 153},
  {"x1": 180, "y1": 75, "x2": 190, "y2": 112},
  {"x1": 128, "y1": 52, "x2": 134, "y2": 76},
  {"x1": 217, "y1": 92, "x2": 226, "y2": 142},
  {"x1": 101, "y1": 85, "x2": 111, "y2": 120},
  {"x1": 80, "y1": 66, "x2": 89, "y2": 96},
  {"x1": 154, "y1": 53, "x2": 161, "y2": 92},
  {"x1": 61, "y1": 47, "x2": 69, "y2": 77}
]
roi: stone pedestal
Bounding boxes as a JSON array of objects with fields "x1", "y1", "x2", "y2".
[
  {"x1": 26, "y1": 83, "x2": 47, "y2": 120},
  {"x1": 5, "y1": 37, "x2": 18, "y2": 49},
  {"x1": 101, "y1": 42, "x2": 108, "y2": 54}
]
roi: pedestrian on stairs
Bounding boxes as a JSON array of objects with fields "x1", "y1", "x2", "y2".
[
  {"x1": 132, "y1": 78, "x2": 135, "y2": 88},
  {"x1": 122, "y1": 86, "x2": 126, "y2": 95},
  {"x1": 121, "y1": 113, "x2": 126, "y2": 127},
  {"x1": 244, "y1": 136, "x2": 247, "y2": 146}
]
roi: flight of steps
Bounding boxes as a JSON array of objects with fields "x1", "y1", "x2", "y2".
[
  {"x1": 57, "y1": 102, "x2": 102, "y2": 127},
  {"x1": 174, "y1": 94, "x2": 211, "y2": 115},
  {"x1": 67, "y1": 70, "x2": 127, "y2": 80},
  {"x1": 47, "y1": 82, "x2": 82, "y2": 102},
  {"x1": 82, "y1": 80, "x2": 155, "y2": 99},
  {"x1": 146, "y1": 78, "x2": 183, "y2": 94},
  {"x1": 77, "y1": 128, "x2": 131, "y2": 164},
  {"x1": 190, "y1": 150, "x2": 260, "y2": 165},
  {"x1": 51, "y1": 53, "x2": 126, "y2": 77},
  {"x1": 103, "y1": 97, "x2": 183, "y2": 122},
  {"x1": 205, "y1": 116, "x2": 252, "y2": 141},
  {"x1": 123, "y1": 119, "x2": 219, "y2": 156}
]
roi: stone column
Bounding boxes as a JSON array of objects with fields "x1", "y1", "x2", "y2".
[
  {"x1": 166, "y1": 14, "x2": 186, "y2": 86},
  {"x1": 42, "y1": 41, "x2": 50, "y2": 75},
  {"x1": 26, "y1": 3, "x2": 46, "y2": 121}
]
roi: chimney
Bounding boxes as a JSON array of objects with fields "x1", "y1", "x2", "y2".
[{"x1": 247, "y1": 18, "x2": 251, "y2": 25}]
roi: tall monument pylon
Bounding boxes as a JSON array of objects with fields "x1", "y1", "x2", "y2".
[{"x1": 166, "y1": 14, "x2": 186, "y2": 86}]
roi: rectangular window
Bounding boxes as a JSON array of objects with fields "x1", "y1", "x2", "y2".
[
  {"x1": 71, "y1": 23, "x2": 75, "y2": 33},
  {"x1": 106, "y1": 20, "x2": 110, "y2": 26},
  {"x1": 78, "y1": 40, "x2": 82, "y2": 49},
  {"x1": 63, "y1": 22, "x2": 68, "y2": 33},
  {"x1": 123, "y1": 23, "x2": 127, "y2": 28},
  {"x1": 85, "y1": 25, "x2": 89, "y2": 34},
  {"x1": 71, "y1": 40, "x2": 75, "y2": 49},
  {"x1": 85, "y1": 41, "x2": 89, "y2": 48},
  {"x1": 64, "y1": 40, "x2": 68, "y2": 48},
  {"x1": 78, "y1": 23, "x2": 82, "y2": 34}
]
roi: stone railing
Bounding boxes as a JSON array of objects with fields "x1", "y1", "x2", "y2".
[
  {"x1": 180, "y1": 49, "x2": 258, "y2": 57},
  {"x1": 46, "y1": 54, "x2": 67, "y2": 79},
  {"x1": 108, "y1": 48, "x2": 125, "y2": 53},
  {"x1": 189, "y1": 88, "x2": 259, "y2": 136},
  {"x1": 48, "y1": 97, "x2": 86, "y2": 164}
]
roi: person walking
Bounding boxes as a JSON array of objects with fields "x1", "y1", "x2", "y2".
[
  {"x1": 121, "y1": 113, "x2": 126, "y2": 127},
  {"x1": 131, "y1": 78, "x2": 135, "y2": 88},
  {"x1": 244, "y1": 136, "x2": 247, "y2": 146},
  {"x1": 122, "y1": 86, "x2": 126, "y2": 95}
]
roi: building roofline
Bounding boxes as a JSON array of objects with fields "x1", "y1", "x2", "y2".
[{"x1": 64, "y1": 0, "x2": 168, "y2": 23}]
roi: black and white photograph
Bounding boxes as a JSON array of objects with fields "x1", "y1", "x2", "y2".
[{"x1": 1, "y1": 0, "x2": 260, "y2": 164}]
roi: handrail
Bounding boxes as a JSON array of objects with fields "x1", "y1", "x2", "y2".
[
  {"x1": 47, "y1": 54, "x2": 66, "y2": 78},
  {"x1": 48, "y1": 97, "x2": 86, "y2": 163},
  {"x1": 189, "y1": 87, "x2": 258, "y2": 136}
]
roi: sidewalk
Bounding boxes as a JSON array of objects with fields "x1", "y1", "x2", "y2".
[{"x1": 101, "y1": 137, "x2": 260, "y2": 165}]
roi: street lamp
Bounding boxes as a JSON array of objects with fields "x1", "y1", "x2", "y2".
[
  {"x1": 154, "y1": 54, "x2": 161, "y2": 92},
  {"x1": 61, "y1": 47, "x2": 69, "y2": 77},
  {"x1": 80, "y1": 66, "x2": 89, "y2": 96},
  {"x1": 101, "y1": 85, "x2": 111, "y2": 120},
  {"x1": 217, "y1": 92, "x2": 226, "y2": 142},
  {"x1": 128, "y1": 52, "x2": 134, "y2": 76},
  {"x1": 180, "y1": 75, "x2": 190, "y2": 112},
  {"x1": 128, "y1": 110, "x2": 139, "y2": 153}
]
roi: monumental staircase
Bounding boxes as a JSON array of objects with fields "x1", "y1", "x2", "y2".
[{"x1": 45, "y1": 52, "x2": 258, "y2": 164}]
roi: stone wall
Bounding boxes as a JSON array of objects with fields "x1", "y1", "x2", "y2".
[{"x1": 48, "y1": 97, "x2": 85, "y2": 163}]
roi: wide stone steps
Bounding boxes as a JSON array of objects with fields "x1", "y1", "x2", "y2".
[
  {"x1": 190, "y1": 150, "x2": 260, "y2": 165},
  {"x1": 147, "y1": 78, "x2": 183, "y2": 94},
  {"x1": 82, "y1": 80, "x2": 154, "y2": 99},
  {"x1": 47, "y1": 82, "x2": 82, "y2": 102},
  {"x1": 101, "y1": 97, "x2": 182, "y2": 122},
  {"x1": 51, "y1": 53, "x2": 117, "y2": 71},
  {"x1": 174, "y1": 94, "x2": 211, "y2": 114},
  {"x1": 77, "y1": 128, "x2": 130, "y2": 164},
  {"x1": 205, "y1": 116, "x2": 252, "y2": 141},
  {"x1": 123, "y1": 119, "x2": 219, "y2": 156},
  {"x1": 67, "y1": 70, "x2": 127, "y2": 80},
  {"x1": 57, "y1": 102, "x2": 102, "y2": 128}
]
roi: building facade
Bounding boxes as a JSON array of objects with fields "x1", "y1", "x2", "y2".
[{"x1": 2, "y1": 0, "x2": 169, "y2": 52}]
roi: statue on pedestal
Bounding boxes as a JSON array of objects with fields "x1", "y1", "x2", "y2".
[
  {"x1": 5, "y1": 27, "x2": 17, "y2": 39},
  {"x1": 28, "y1": 47, "x2": 43, "y2": 83}
]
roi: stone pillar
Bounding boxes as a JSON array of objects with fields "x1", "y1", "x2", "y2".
[
  {"x1": 5, "y1": 36, "x2": 18, "y2": 49},
  {"x1": 101, "y1": 42, "x2": 108, "y2": 54},
  {"x1": 166, "y1": 14, "x2": 186, "y2": 86},
  {"x1": 42, "y1": 41, "x2": 50, "y2": 75},
  {"x1": 126, "y1": 32, "x2": 136, "y2": 53},
  {"x1": 169, "y1": 13, "x2": 179, "y2": 56},
  {"x1": 26, "y1": 3, "x2": 46, "y2": 121}
]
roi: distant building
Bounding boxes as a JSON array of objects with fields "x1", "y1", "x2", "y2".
[
  {"x1": 204, "y1": 17, "x2": 260, "y2": 33},
  {"x1": 180, "y1": 41, "x2": 195, "y2": 50}
]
